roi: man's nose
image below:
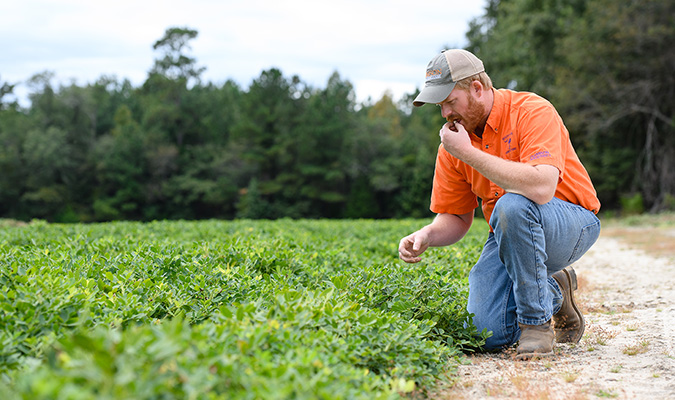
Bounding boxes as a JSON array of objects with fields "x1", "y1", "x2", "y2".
[{"x1": 440, "y1": 104, "x2": 453, "y2": 119}]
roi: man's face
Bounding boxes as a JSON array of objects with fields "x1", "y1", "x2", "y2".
[{"x1": 437, "y1": 87, "x2": 485, "y2": 134}]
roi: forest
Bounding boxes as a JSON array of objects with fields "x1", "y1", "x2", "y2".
[{"x1": 0, "y1": 0, "x2": 673, "y2": 222}]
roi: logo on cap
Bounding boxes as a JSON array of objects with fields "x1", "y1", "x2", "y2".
[{"x1": 426, "y1": 68, "x2": 442, "y2": 82}]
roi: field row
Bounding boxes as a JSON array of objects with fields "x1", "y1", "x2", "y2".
[{"x1": 0, "y1": 219, "x2": 488, "y2": 399}]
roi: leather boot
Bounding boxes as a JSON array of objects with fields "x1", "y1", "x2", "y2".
[
  {"x1": 516, "y1": 320, "x2": 554, "y2": 360},
  {"x1": 552, "y1": 267, "x2": 585, "y2": 343}
]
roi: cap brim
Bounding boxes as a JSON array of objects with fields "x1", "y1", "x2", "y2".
[{"x1": 412, "y1": 82, "x2": 455, "y2": 107}]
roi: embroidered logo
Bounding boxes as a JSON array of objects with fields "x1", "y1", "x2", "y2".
[
  {"x1": 530, "y1": 151, "x2": 551, "y2": 160},
  {"x1": 502, "y1": 132, "x2": 516, "y2": 155},
  {"x1": 426, "y1": 68, "x2": 442, "y2": 81}
]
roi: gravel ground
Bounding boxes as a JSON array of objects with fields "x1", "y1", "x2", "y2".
[{"x1": 433, "y1": 227, "x2": 675, "y2": 399}]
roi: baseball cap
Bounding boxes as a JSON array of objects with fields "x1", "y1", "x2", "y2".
[{"x1": 413, "y1": 49, "x2": 485, "y2": 107}]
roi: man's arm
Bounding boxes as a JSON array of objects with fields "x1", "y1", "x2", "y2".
[
  {"x1": 440, "y1": 121, "x2": 559, "y2": 205},
  {"x1": 398, "y1": 211, "x2": 474, "y2": 263}
]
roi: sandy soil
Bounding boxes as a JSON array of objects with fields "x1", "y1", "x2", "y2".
[{"x1": 435, "y1": 228, "x2": 675, "y2": 399}]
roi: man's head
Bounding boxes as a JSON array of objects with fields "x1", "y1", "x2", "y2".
[
  {"x1": 413, "y1": 49, "x2": 492, "y2": 107},
  {"x1": 414, "y1": 49, "x2": 494, "y2": 134}
]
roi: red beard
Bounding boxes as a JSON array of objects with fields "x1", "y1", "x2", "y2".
[{"x1": 460, "y1": 93, "x2": 486, "y2": 135}]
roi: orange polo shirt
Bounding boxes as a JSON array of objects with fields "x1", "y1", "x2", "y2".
[{"x1": 430, "y1": 89, "x2": 600, "y2": 225}]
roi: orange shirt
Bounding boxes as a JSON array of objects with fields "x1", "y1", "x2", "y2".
[{"x1": 430, "y1": 89, "x2": 600, "y2": 225}]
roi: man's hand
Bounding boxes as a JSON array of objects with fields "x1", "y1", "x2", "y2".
[
  {"x1": 398, "y1": 212, "x2": 474, "y2": 264},
  {"x1": 439, "y1": 121, "x2": 473, "y2": 158},
  {"x1": 398, "y1": 231, "x2": 430, "y2": 263}
]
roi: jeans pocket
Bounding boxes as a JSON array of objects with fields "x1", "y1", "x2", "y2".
[{"x1": 567, "y1": 218, "x2": 601, "y2": 263}]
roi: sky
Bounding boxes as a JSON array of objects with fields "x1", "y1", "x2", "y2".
[{"x1": 1, "y1": 0, "x2": 487, "y2": 107}]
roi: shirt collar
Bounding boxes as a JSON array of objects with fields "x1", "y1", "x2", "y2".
[{"x1": 485, "y1": 88, "x2": 505, "y2": 135}]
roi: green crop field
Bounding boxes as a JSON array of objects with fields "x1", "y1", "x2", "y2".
[{"x1": 0, "y1": 218, "x2": 489, "y2": 399}]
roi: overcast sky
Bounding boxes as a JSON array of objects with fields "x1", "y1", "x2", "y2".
[{"x1": 1, "y1": 0, "x2": 487, "y2": 106}]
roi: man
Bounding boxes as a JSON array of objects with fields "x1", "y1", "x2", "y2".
[{"x1": 398, "y1": 49, "x2": 601, "y2": 360}]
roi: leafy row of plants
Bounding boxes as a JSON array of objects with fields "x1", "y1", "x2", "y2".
[{"x1": 0, "y1": 218, "x2": 488, "y2": 398}]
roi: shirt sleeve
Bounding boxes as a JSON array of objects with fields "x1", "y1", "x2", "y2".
[
  {"x1": 517, "y1": 100, "x2": 569, "y2": 180},
  {"x1": 430, "y1": 145, "x2": 478, "y2": 215}
]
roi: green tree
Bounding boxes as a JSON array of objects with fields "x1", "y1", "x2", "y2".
[
  {"x1": 88, "y1": 76, "x2": 139, "y2": 137},
  {"x1": 21, "y1": 72, "x2": 100, "y2": 220},
  {"x1": 0, "y1": 103, "x2": 32, "y2": 217},
  {"x1": 231, "y1": 69, "x2": 307, "y2": 218},
  {"x1": 91, "y1": 105, "x2": 147, "y2": 220},
  {"x1": 142, "y1": 26, "x2": 205, "y2": 147},
  {"x1": 0, "y1": 75, "x2": 17, "y2": 110},
  {"x1": 138, "y1": 26, "x2": 208, "y2": 218},
  {"x1": 292, "y1": 71, "x2": 355, "y2": 217},
  {"x1": 345, "y1": 92, "x2": 405, "y2": 217},
  {"x1": 554, "y1": 0, "x2": 675, "y2": 211},
  {"x1": 466, "y1": 0, "x2": 587, "y2": 97},
  {"x1": 160, "y1": 80, "x2": 245, "y2": 219},
  {"x1": 20, "y1": 126, "x2": 77, "y2": 220},
  {"x1": 395, "y1": 91, "x2": 445, "y2": 218},
  {"x1": 236, "y1": 178, "x2": 272, "y2": 219},
  {"x1": 150, "y1": 27, "x2": 205, "y2": 83}
]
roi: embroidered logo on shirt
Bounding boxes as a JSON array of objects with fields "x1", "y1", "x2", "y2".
[
  {"x1": 502, "y1": 132, "x2": 516, "y2": 155},
  {"x1": 530, "y1": 151, "x2": 551, "y2": 160}
]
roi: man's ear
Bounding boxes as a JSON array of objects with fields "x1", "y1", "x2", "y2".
[{"x1": 471, "y1": 80, "x2": 484, "y2": 97}]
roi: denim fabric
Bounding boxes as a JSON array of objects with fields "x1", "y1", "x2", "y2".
[{"x1": 467, "y1": 193, "x2": 601, "y2": 350}]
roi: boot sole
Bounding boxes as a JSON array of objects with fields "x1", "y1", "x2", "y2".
[
  {"x1": 515, "y1": 351, "x2": 554, "y2": 361},
  {"x1": 559, "y1": 267, "x2": 585, "y2": 343}
]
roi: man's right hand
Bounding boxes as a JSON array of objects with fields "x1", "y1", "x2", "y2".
[{"x1": 398, "y1": 231, "x2": 430, "y2": 263}]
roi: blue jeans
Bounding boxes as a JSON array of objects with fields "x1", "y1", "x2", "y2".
[{"x1": 467, "y1": 193, "x2": 601, "y2": 350}]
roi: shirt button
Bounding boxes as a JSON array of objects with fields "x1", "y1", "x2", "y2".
[
  {"x1": 485, "y1": 144, "x2": 489, "y2": 149},
  {"x1": 495, "y1": 192, "x2": 499, "y2": 197}
]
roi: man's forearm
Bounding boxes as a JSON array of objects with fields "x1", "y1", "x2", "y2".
[
  {"x1": 456, "y1": 147, "x2": 559, "y2": 205},
  {"x1": 422, "y1": 212, "x2": 474, "y2": 247}
]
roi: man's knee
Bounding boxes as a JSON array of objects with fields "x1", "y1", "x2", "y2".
[
  {"x1": 492, "y1": 193, "x2": 532, "y2": 219},
  {"x1": 490, "y1": 193, "x2": 536, "y2": 233}
]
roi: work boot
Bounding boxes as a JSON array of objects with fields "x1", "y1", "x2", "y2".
[
  {"x1": 516, "y1": 320, "x2": 554, "y2": 360},
  {"x1": 552, "y1": 266, "x2": 585, "y2": 343}
]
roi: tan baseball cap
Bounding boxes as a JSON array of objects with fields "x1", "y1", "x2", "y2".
[{"x1": 413, "y1": 49, "x2": 485, "y2": 107}]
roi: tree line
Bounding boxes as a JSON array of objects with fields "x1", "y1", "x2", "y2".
[
  {"x1": 1, "y1": 0, "x2": 673, "y2": 222},
  {"x1": 0, "y1": 27, "x2": 444, "y2": 222}
]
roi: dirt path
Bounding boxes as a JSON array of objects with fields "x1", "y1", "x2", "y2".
[{"x1": 436, "y1": 229, "x2": 675, "y2": 399}]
